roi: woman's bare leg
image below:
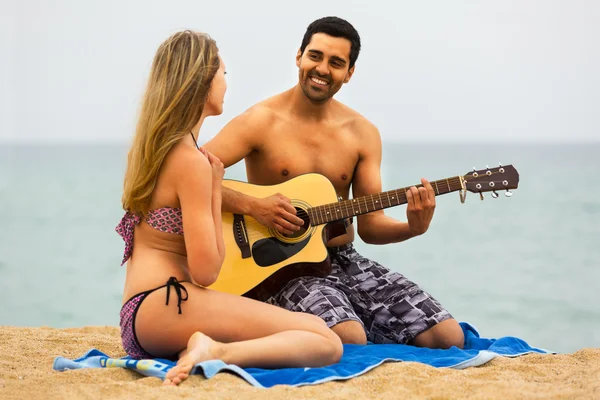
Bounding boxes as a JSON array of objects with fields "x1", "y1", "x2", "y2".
[{"x1": 134, "y1": 283, "x2": 343, "y2": 385}]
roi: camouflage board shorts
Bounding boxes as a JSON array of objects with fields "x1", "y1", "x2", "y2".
[{"x1": 266, "y1": 243, "x2": 453, "y2": 344}]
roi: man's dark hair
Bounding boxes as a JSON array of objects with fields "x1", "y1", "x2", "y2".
[{"x1": 299, "y1": 16, "x2": 361, "y2": 69}]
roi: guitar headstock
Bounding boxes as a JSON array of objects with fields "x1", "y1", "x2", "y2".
[{"x1": 462, "y1": 164, "x2": 519, "y2": 198}]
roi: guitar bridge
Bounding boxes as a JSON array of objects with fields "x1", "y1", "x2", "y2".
[{"x1": 233, "y1": 214, "x2": 251, "y2": 259}]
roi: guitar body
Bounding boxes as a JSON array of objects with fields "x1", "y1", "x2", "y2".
[
  {"x1": 206, "y1": 164, "x2": 520, "y2": 301},
  {"x1": 206, "y1": 173, "x2": 344, "y2": 300}
]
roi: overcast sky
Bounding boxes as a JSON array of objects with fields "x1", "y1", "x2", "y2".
[{"x1": 1, "y1": 0, "x2": 599, "y2": 144}]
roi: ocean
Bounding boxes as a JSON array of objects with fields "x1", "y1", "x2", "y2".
[{"x1": 1, "y1": 142, "x2": 599, "y2": 354}]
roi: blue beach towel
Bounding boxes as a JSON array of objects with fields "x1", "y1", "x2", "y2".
[{"x1": 53, "y1": 322, "x2": 552, "y2": 388}]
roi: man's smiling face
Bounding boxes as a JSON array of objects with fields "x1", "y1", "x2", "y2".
[{"x1": 296, "y1": 33, "x2": 355, "y2": 103}]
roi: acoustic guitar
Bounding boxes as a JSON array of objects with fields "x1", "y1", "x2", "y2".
[{"x1": 207, "y1": 165, "x2": 519, "y2": 300}]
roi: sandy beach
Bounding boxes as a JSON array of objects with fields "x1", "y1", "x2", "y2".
[{"x1": 1, "y1": 325, "x2": 599, "y2": 400}]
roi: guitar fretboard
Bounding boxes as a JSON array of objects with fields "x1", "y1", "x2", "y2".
[{"x1": 306, "y1": 176, "x2": 463, "y2": 226}]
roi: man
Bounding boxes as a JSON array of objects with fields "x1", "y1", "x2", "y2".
[{"x1": 203, "y1": 16, "x2": 464, "y2": 349}]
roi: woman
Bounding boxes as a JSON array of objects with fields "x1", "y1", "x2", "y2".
[{"x1": 116, "y1": 30, "x2": 343, "y2": 386}]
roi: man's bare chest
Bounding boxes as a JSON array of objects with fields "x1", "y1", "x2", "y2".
[{"x1": 247, "y1": 128, "x2": 359, "y2": 195}]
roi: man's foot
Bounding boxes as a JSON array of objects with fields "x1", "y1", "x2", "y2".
[{"x1": 163, "y1": 332, "x2": 220, "y2": 386}]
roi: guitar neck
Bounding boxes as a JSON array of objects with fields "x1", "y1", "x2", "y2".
[{"x1": 307, "y1": 176, "x2": 464, "y2": 226}]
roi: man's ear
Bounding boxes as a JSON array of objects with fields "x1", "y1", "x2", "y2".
[
  {"x1": 343, "y1": 65, "x2": 355, "y2": 83},
  {"x1": 296, "y1": 49, "x2": 302, "y2": 68}
]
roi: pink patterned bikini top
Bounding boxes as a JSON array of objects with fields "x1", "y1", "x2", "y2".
[
  {"x1": 117, "y1": 132, "x2": 204, "y2": 266},
  {"x1": 115, "y1": 207, "x2": 183, "y2": 266}
]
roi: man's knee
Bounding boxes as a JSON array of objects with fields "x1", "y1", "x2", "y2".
[
  {"x1": 331, "y1": 320, "x2": 367, "y2": 345},
  {"x1": 435, "y1": 327, "x2": 464, "y2": 350},
  {"x1": 412, "y1": 319, "x2": 464, "y2": 349}
]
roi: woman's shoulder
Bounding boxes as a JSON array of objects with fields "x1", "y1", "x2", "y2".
[
  {"x1": 165, "y1": 142, "x2": 210, "y2": 176},
  {"x1": 146, "y1": 142, "x2": 210, "y2": 211}
]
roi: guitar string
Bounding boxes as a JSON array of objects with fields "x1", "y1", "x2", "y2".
[
  {"x1": 299, "y1": 177, "x2": 465, "y2": 221},
  {"x1": 238, "y1": 177, "x2": 466, "y2": 240},
  {"x1": 249, "y1": 169, "x2": 511, "y2": 222},
  {"x1": 289, "y1": 176, "x2": 464, "y2": 219},
  {"x1": 298, "y1": 171, "x2": 513, "y2": 222},
  {"x1": 232, "y1": 171, "x2": 514, "y2": 241},
  {"x1": 239, "y1": 176, "x2": 465, "y2": 234}
]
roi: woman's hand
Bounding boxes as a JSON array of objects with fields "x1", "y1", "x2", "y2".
[{"x1": 200, "y1": 148, "x2": 224, "y2": 184}]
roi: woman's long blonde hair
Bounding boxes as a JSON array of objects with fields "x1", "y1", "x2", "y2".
[{"x1": 122, "y1": 30, "x2": 220, "y2": 215}]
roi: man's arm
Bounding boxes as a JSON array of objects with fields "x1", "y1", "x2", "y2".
[
  {"x1": 202, "y1": 110, "x2": 262, "y2": 213},
  {"x1": 220, "y1": 187, "x2": 258, "y2": 214},
  {"x1": 203, "y1": 107, "x2": 304, "y2": 234},
  {"x1": 203, "y1": 109, "x2": 258, "y2": 169},
  {"x1": 353, "y1": 122, "x2": 436, "y2": 245}
]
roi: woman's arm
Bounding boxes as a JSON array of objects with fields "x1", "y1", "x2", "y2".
[
  {"x1": 201, "y1": 149, "x2": 226, "y2": 261},
  {"x1": 176, "y1": 148, "x2": 225, "y2": 287}
]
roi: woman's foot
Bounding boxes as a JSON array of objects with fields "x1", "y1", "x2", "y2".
[{"x1": 163, "y1": 332, "x2": 221, "y2": 386}]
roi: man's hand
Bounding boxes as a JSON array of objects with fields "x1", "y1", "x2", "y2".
[
  {"x1": 406, "y1": 178, "x2": 436, "y2": 237},
  {"x1": 252, "y1": 193, "x2": 305, "y2": 235}
]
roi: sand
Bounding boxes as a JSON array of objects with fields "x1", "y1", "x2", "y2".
[{"x1": 1, "y1": 325, "x2": 599, "y2": 400}]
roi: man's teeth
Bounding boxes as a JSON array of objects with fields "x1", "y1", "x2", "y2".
[{"x1": 311, "y1": 77, "x2": 328, "y2": 85}]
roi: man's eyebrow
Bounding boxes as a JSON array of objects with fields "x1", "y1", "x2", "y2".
[
  {"x1": 330, "y1": 56, "x2": 347, "y2": 64},
  {"x1": 307, "y1": 49, "x2": 347, "y2": 64}
]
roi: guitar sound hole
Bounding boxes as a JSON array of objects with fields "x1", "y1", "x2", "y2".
[{"x1": 284, "y1": 207, "x2": 311, "y2": 239}]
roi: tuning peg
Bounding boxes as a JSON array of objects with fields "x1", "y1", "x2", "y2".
[
  {"x1": 491, "y1": 191, "x2": 499, "y2": 198},
  {"x1": 505, "y1": 190, "x2": 513, "y2": 197},
  {"x1": 479, "y1": 192, "x2": 484, "y2": 200}
]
